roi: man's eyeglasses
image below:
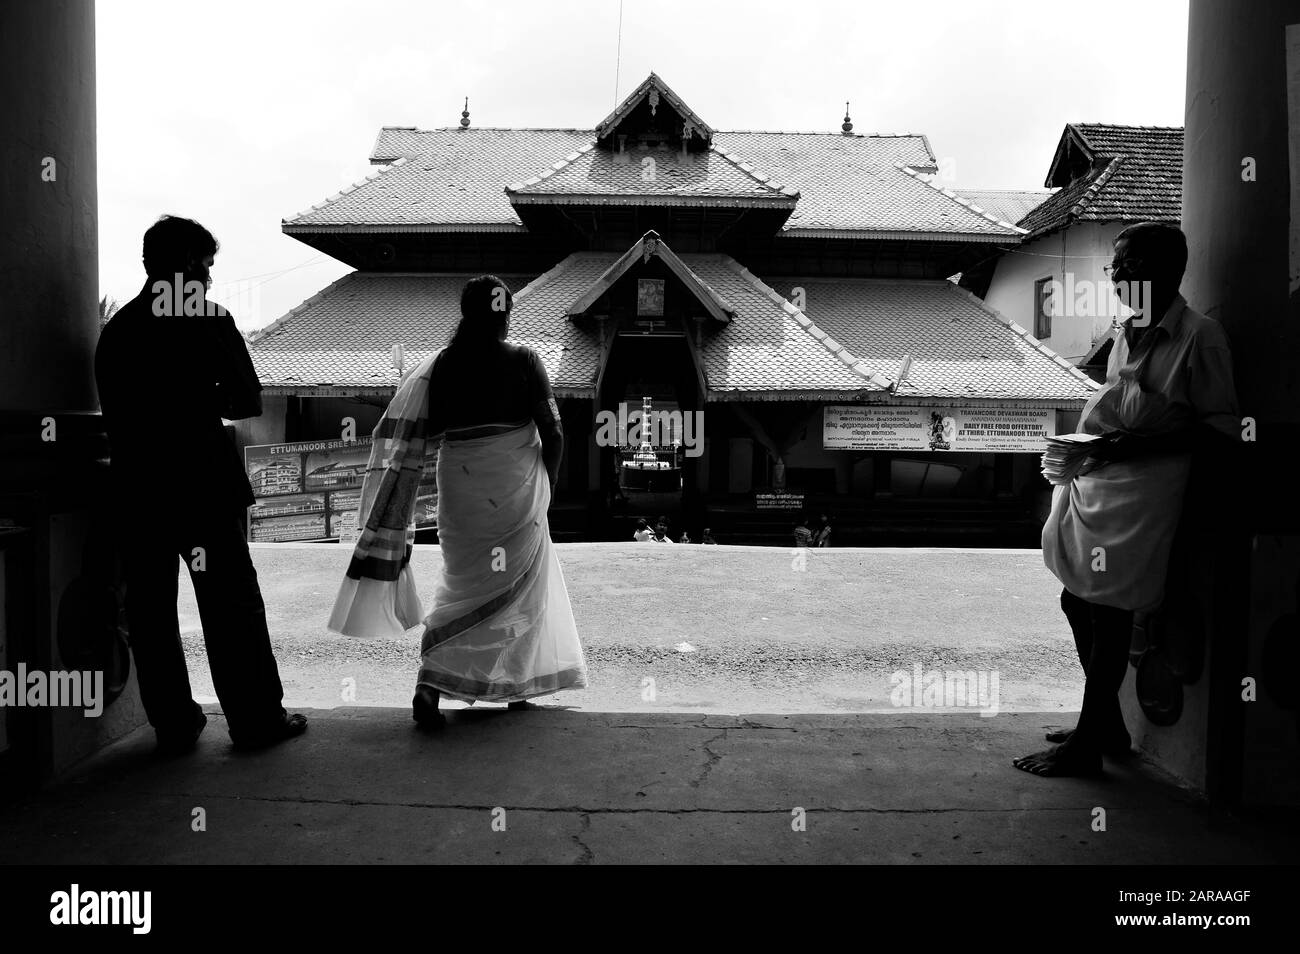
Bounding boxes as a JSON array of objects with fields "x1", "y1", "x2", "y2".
[{"x1": 1103, "y1": 259, "x2": 1142, "y2": 277}]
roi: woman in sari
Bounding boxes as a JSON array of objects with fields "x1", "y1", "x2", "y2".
[{"x1": 328, "y1": 275, "x2": 588, "y2": 727}]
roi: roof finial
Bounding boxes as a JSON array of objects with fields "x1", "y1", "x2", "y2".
[
  {"x1": 460, "y1": 97, "x2": 470, "y2": 129},
  {"x1": 842, "y1": 101, "x2": 853, "y2": 135}
]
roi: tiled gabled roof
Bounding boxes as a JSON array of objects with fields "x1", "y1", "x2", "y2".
[
  {"x1": 502, "y1": 252, "x2": 883, "y2": 396},
  {"x1": 250, "y1": 261, "x2": 1095, "y2": 403},
  {"x1": 760, "y1": 276, "x2": 1100, "y2": 402},
  {"x1": 247, "y1": 273, "x2": 537, "y2": 389},
  {"x1": 506, "y1": 143, "x2": 798, "y2": 206},
  {"x1": 1018, "y1": 123, "x2": 1182, "y2": 239},
  {"x1": 285, "y1": 127, "x2": 1010, "y2": 238},
  {"x1": 287, "y1": 129, "x2": 594, "y2": 231},
  {"x1": 720, "y1": 134, "x2": 1014, "y2": 237},
  {"x1": 1068, "y1": 124, "x2": 1183, "y2": 170}
]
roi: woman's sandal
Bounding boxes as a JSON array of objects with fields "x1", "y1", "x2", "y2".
[{"x1": 412, "y1": 686, "x2": 446, "y2": 729}]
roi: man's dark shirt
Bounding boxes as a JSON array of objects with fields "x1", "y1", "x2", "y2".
[{"x1": 95, "y1": 286, "x2": 261, "y2": 510}]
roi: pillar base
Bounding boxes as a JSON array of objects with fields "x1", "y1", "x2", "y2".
[{"x1": 0, "y1": 412, "x2": 145, "y2": 788}]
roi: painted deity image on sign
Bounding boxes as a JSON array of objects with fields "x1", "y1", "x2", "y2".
[{"x1": 637, "y1": 278, "x2": 664, "y2": 316}]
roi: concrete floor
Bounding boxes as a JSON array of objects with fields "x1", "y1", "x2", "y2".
[
  {"x1": 1, "y1": 707, "x2": 1291, "y2": 864},
  {"x1": 7, "y1": 544, "x2": 1291, "y2": 865}
]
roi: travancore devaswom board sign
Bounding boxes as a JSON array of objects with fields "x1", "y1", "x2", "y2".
[{"x1": 822, "y1": 405, "x2": 1056, "y2": 453}]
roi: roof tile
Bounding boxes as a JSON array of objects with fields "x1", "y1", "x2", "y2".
[
  {"x1": 956, "y1": 189, "x2": 1054, "y2": 225},
  {"x1": 760, "y1": 275, "x2": 1099, "y2": 401}
]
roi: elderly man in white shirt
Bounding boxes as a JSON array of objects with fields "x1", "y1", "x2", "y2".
[{"x1": 1021, "y1": 222, "x2": 1240, "y2": 778}]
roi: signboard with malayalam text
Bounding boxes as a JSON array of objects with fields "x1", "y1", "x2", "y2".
[
  {"x1": 756, "y1": 492, "x2": 805, "y2": 511},
  {"x1": 823, "y1": 405, "x2": 1055, "y2": 453}
]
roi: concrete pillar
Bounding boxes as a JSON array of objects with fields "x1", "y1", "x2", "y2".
[
  {"x1": 0, "y1": 1, "x2": 145, "y2": 784},
  {"x1": 1183, "y1": 0, "x2": 1299, "y2": 427},
  {"x1": 0, "y1": 0, "x2": 100, "y2": 415}
]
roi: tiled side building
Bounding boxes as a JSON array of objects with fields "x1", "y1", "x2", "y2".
[
  {"x1": 961, "y1": 123, "x2": 1184, "y2": 372},
  {"x1": 246, "y1": 75, "x2": 1098, "y2": 544}
]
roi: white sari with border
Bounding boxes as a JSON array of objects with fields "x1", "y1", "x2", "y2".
[
  {"x1": 416, "y1": 421, "x2": 587, "y2": 702},
  {"x1": 328, "y1": 348, "x2": 587, "y2": 703}
]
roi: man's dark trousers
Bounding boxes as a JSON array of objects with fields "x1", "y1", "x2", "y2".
[
  {"x1": 1059, "y1": 588, "x2": 1132, "y2": 750},
  {"x1": 123, "y1": 506, "x2": 286, "y2": 741}
]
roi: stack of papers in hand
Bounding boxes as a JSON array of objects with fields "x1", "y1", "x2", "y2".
[{"x1": 1041, "y1": 433, "x2": 1104, "y2": 485}]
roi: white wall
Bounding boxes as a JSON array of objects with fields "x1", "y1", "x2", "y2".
[{"x1": 983, "y1": 221, "x2": 1124, "y2": 363}]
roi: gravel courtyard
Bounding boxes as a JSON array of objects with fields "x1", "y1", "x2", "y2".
[{"x1": 176, "y1": 543, "x2": 1081, "y2": 717}]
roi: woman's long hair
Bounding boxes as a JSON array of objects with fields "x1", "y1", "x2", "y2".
[{"x1": 447, "y1": 275, "x2": 513, "y2": 351}]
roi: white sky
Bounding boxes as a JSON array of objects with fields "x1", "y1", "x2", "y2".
[{"x1": 95, "y1": 0, "x2": 1189, "y2": 330}]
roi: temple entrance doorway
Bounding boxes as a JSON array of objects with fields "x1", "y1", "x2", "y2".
[{"x1": 597, "y1": 333, "x2": 703, "y2": 539}]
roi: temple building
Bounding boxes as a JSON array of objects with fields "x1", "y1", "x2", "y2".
[{"x1": 244, "y1": 74, "x2": 1098, "y2": 544}]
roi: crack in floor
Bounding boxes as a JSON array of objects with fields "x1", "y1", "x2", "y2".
[
  {"x1": 689, "y1": 728, "x2": 727, "y2": 789},
  {"x1": 570, "y1": 811, "x2": 594, "y2": 864}
]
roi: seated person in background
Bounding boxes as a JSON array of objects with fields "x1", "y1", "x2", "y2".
[
  {"x1": 679, "y1": 531, "x2": 692, "y2": 544},
  {"x1": 655, "y1": 517, "x2": 673, "y2": 543},
  {"x1": 701, "y1": 528, "x2": 718, "y2": 545},
  {"x1": 632, "y1": 518, "x2": 654, "y2": 542},
  {"x1": 814, "y1": 513, "x2": 832, "y2": 547},
  {"x1": 793, "y1": 515, "x2": 813, "y2": 548}
]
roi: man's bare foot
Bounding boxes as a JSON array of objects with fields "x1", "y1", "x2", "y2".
[{"x1": 1013, "y1": 745, "x2": 1103, "y2": 777}]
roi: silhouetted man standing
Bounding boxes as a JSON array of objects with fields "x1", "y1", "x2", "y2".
[{"x1": 96, "y1": 215, "x2": 306, "y2": 753}]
